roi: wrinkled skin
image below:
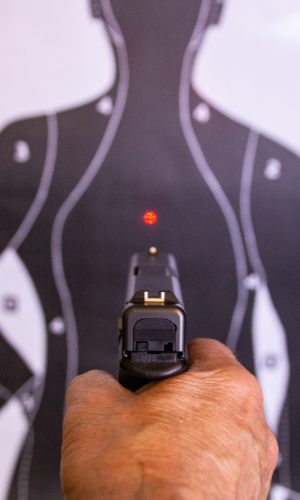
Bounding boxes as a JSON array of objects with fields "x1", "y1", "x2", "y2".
[{"x1": 61, "y1": 339, "x2": 278, "y2": 500}]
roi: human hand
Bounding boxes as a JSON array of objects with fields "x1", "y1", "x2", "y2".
[{"x1": 61, "y1": 339, "x2": 278, "y2": 500}]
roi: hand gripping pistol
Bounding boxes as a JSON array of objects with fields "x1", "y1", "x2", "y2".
[{"x1": 118, "y1": 248, "x2": 188, "y2": 391}]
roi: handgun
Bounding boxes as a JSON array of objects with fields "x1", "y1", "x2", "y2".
[{"x1": 118, "y1": 247, "x2": 188, "y2": 391}]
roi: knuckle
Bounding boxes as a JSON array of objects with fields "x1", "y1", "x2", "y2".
[
  {"x1": 248, "y1": 373, "x2": 263, "y2": 402},
  {"x1": 226, "y1": 369, "x2": 265, "y2": 423},
  {"x1": 66, "y1": 374, "x2": 81, "y2": 393},
  {"x1": 189, "y1": 338, "x2": 236, "y2": 358},
  {"x1": 207, "y1": 338, "x2": 236, "y2": 358},
  {"x1": 65, "y1": 374, "x2": 85, "y2": 406},
  {"x1": 267, "y1": 429, "x2": 279, "y2": 465},
  {"x1": 65, "y1": 376, "x2": 96, "y2": 410},
  {"x1": 259, "y1": 429, "x2": 279, "y2": 483},
  {"x1": 62, "y1": 405, "x2": 82, "y2": 439},
  {"x1": 65, "y1": 371, "x2": 115, "y2": 408},
  {"x1": 238, "y1": 370, "x2": 264, "y2": 406}
]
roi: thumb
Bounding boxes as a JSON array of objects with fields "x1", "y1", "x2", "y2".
[{"x1": 65, "y1": 370, "x2": 133, "y2": 410}]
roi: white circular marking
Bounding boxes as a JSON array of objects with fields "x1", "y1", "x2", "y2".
[
  {"x1": 264, "y1": 158, "x2": 282, "y2": 180},
  {"x1": 149, "y1": 247, "x2": 157, "y2": 255},
  {"x1": 48, "y1": 316, "x2": 65, "y2": 335},
  {"x1": 264, "y1": 353, "x2": 278, "y2": 368},
  {"x1": 13, "y1": 141, "x2": 30, "y2": 163},
  {"x1": 21, "y1": 393, "x2": 35, "y2": 413},
  {"x1": 96, "y1": 95, "x2": 113, "y2": 115},
  {"x1": 192, "y1": 102, "x2": 211, "y2": 123},
  {"x1": 243, "y1": 273, "x2": 260, "y2": 290},
  {"x1": 2, "y1": 295, "x2": 19, "y2": 312}
]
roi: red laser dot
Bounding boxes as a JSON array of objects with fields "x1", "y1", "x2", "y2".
[{"x1": 143, "y1": 211, "x2": 157, "y2": 225}]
